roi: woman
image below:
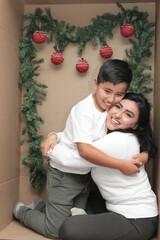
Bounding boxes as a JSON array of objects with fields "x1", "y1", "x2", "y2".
[{"x1": 59, "y1": 93, "x2": 158, "y2": 240}]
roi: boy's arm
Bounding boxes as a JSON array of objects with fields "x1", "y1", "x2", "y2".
[{"x1": 77, "y1": 143, "x2": 142, "y2": 176}]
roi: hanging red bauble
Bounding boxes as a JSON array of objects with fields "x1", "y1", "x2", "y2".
[
  {"x1": 51, "y1": 52, "x2": 64, "y2": 65},
  {"x1": 33, "y1": 30, "x2": 47, "y2": 44},
  {"x1": 100, "y1": 45, "x2": 113, "y2": 58},
  {"x1": 121, "y1": 24, "x2": 135, "y2": 38},
  {"x1": 76, "y1": 59, "x2": 89, "y2": 73}
]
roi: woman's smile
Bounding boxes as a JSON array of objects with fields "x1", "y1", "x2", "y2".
[
  {"x1": 107, "y1": 99, "x2": 139, "y2": 130},
  {"x1": 110, "y1": 117, "x2": 120, "y2": 125}
]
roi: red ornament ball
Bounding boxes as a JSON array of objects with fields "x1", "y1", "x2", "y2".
[
  {"x1": 121, "y1": 24, "x2": 135, "y2": 38},
  {"x1": 100, "y1": 45, "x2": 113, "y2": 58},
  {"x1": 51, "y1": 52, "x2": 64, "y2": 65},
  {"x1": 76, "y1": 59, "x2": 89, "y2": 73},
  {"x1": 33, "y1": 30, "x2": 46, "y2": 44}
]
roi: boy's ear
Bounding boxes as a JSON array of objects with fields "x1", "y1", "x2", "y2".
[{"x1": 94, "y1": 78, "x2": 98, "y2": 89}]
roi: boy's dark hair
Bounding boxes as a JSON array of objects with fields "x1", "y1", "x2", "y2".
[{"x1": 97, "y1": 59, "x2": 132, "y2": 87}]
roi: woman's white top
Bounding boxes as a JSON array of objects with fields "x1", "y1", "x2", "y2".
[
  {"x1": 49, "y1": 130, "x2": 158, "y2": 218},
  {"x1": 91, "y1": 132, "x2": 158, "y2": 218}
]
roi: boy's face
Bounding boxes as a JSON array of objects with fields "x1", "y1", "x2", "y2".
[{"x1": 94, "y1": 79, "x2": 128, "y2": 112}]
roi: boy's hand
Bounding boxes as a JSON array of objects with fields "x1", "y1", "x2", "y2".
[
  {"x1": 41, "y1": 133, "x2": 57, "y2": 159},
  {"x1": 120, "y1": 158, "x2": 142, "y2": 176},
  {"x1": 132, "y1": 152, "x2": 149, "y2": 166}
]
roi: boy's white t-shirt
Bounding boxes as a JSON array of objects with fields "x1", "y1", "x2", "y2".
[{"x1": 49, "y1": 93, "x2": 108, "y2": 174}]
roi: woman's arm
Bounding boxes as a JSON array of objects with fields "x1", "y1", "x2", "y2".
[{"x1": 41, "y1": 132, "x2": 63, "y2": 158}]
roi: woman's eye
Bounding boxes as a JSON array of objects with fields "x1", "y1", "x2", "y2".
[
  {"x1": 126, "y1": 113, "x2": 132, "y2": 118},
  {"x1": 115, "y1": 104, "x2": 120, "y2": 109}
]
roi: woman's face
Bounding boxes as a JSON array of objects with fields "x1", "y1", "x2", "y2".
[{"x1": 106, "y1": 99, "x2": 139, "y2": 131}]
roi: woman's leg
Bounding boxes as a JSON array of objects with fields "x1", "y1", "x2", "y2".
[
  {"x1": 73, "y1": 172, "x2": 91, "y2": 209},
  {"x1": 59, "y1": 211, "x2": 158, "y2": 240},
  {"x1": 131, "y1": 217, "x2": 158, "y2": 240}
]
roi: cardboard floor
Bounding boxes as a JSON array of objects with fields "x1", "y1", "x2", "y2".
[{"x1": 0, "y1": 221, "x2": 54, "y2": 240}]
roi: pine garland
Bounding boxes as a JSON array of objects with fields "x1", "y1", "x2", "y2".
[
  {"x1": 19, "y1": 37, "x2": 47, "y2": 189},
  {"x1": 19, "y1": 3, "x2": 155, "y2": 189}
]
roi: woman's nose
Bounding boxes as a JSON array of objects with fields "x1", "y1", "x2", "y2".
[{"x1": 115, "y1": 111, "x2": 122, "y2": 118}]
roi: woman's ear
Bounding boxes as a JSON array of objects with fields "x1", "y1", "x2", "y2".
[{"x1": 133, "y1": 123, "x2": 138, "y2": 130}]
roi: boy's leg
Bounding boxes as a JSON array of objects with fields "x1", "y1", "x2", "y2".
[
  {"x1": 17, "y1": 165, "x2": 72, "y2": 238},
  {"x1": 73, "y1": 172, "x2": 91, "y2": 209},
  {"x1": 34, "y1": 200, "x2": 46, "y2": 213},
  {"x1": 17, "y1": 164, "x2": 91, "y2": 238},
  {"x1": 26, "y1": 198, "x2": 46, "y2": 212}
]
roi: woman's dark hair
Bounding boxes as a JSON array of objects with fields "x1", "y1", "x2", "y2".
[
  {"x1": 97, "y1": 59, "x2": 132, "y2": 87},
  {"x1": 110, "y1": 93, "x2": 156, "y2": 157}
]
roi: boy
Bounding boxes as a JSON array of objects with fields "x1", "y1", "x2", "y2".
[{"x1": 13, "y1": 59, "x2": 146, "y2": 239}]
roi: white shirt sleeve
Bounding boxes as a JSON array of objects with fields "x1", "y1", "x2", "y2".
[
  {"x1": 72, "y1": 112, "x2": 94, "y2": 144},
  {"x1": 48, "y1": 143, "x2": 95, "y2": 169}
]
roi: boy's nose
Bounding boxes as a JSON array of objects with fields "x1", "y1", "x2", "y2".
[{"x1": 108, "y1": 95, "x2": 115, "y2": 104}]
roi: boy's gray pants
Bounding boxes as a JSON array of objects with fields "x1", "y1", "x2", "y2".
[{"x1": 18, "y1": 164, "x2": 91, "y2": 239}]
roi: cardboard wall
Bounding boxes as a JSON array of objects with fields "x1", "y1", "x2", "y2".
[
  {"x1": 0, "y1": 0, "x2": 157, "y2": 233},
  {"x1": 20, "y1": 2, "x2": 156, "y2": 202},
  {"x1": 0, "y1": 0, "x2": 24, "y2": 231}
]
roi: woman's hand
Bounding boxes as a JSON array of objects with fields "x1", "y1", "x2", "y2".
[
  {"x1": 132, "y1": 152, "x2": 149, "y2": 166},
  {"x1": 120, "y1": 158, "x2": 142, "y2": 176},
  {"x1": 41, "y1": 133, "x2": 58, "y2": 159}
]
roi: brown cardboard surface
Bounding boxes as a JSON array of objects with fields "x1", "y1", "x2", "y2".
[
  {"x1": 0, "y1": 0, "x2": 23, "y2": 40},
  {"x1": 0, "y1": 29, "x2": 21, "y2": 184},
  {"x1": 0, "y1": 179, "x2": 19, "y2": 231},
  {"x1": 0, "y1": 221, "x2": 53, "y2": 240},
  {"x1": 19, "y1": 176, "x2": 46, "y2": 204},
  {"x1": 0, "y1": 0, "x2": 158, "y2": 236},
  {"x1": 0, "y1": 0, "x2": 23, "y2": 231}
]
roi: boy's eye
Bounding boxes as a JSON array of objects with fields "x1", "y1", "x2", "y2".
[
  {"x1": 105, "y1": 90, "x2": 110, "y2": 93},
  {"x1": 117, "y1": 93, "x2": 124, "y2": 97}
]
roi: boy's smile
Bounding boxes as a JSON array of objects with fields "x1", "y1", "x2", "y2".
[{"x1": 93, "y1": 80, "x2": 128, "y2": 112}]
